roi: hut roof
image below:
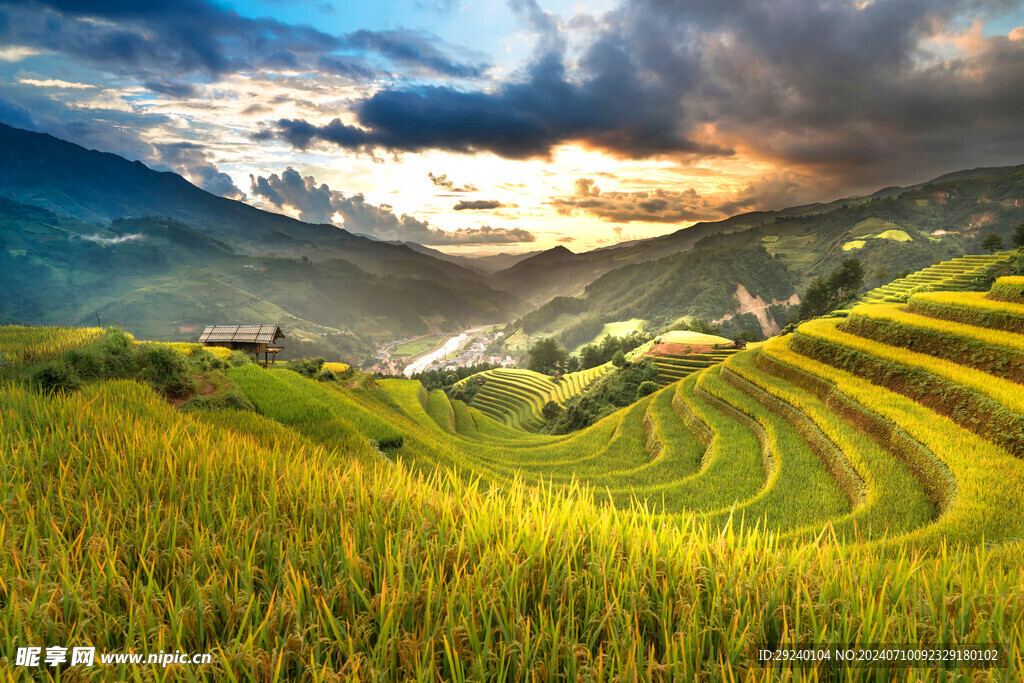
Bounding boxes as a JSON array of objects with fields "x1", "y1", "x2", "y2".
[{"x1": 199, "y1": 324, "x2": 285, "y2": 344}]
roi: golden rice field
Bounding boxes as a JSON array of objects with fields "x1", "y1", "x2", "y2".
[
  {"x1": 460, "y1": 365, "x2": 610, "y2": 430},
  {"x1": 0, "y1": 324, "x2": 105, "y2": 365},
  {"x1": 2, "y1": 269, "x2": 1024, "y2": 680},
  {"x1": 143, "y1": 340, "x2": 235, "y2": 361}
]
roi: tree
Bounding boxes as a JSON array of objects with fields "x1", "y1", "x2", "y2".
[
  {"x1": 444, "y1": 373, "x2": 457, "y2": 386},
  {"x1": 828, "y1": 258, "x2": 864, "y2": 300},
  {"x1": 872, "y1": 265, "x2": 889, "y2": 284},
  {"x1": 579, "y1": 344, "x2": 602, "y2": 370},
  {"x1": 636, "y1": 381, "x2": 659, "y2": 399},
  {"x1": 527, "y1": 338, "x2": 567, "y2": 374},
  {"x1": 981, "y1": 233, "x2": 1004, "y2": 254},
  {"x1": 1013, "y1": 221, "x2": 1024, "y2": 248},
  {"x1": 566, "y1": 355, "x2": 580, "y2": 372},
  {"x1": 611, "y1": 349, "x2": 627, "y2": 368},
  {"x1": 799, "y1": 276, "x2": 832, "y2": 320},
  {"x1": 542, "y1": 400, "x2": 563, "y2": 420},
  {"x1": 599, "y1": 334, "x2": 620, "y2": 360}
]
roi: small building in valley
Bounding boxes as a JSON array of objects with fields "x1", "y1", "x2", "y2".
[{"x1": 200, "y1": 324, "x2": 285, "y2": 365}]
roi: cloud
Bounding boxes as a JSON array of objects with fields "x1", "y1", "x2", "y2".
[
  {"x1": 0, "y1": 1, "x2": 487, "y2": 87},
  {"x1": 265, "y1": 0, "x2": 1024, "y2": 195},
  {"x1": 341, "y1": 29, "x2": 489, "y2": 78},
  {"x1": 153, "y1": 142, "x2": 244, "y2": 198},
  {"x1": 453, "y1": 199, "x2": 503, "y2": 210},
  {"x1": 18, "y1": 78, "x2": 94, "y2": 89},
  {"x1": 427, "y1": 225, "x2": 536, "y2": 245},
  {"x1": 0, "y1": 1, "x2": 340, "y2": 78},
  {"x1": 550, "y1": 177, "x2": 715, "y2": 223},
  {"x1": 249, "y1": 168, "x2": 535, "y2": 245},
  {"x1": 263, "y1": 0, "x2": 726, "y2": 160},
  {"x1": 712, "y1": 172, "x2": 822, "y2": 216},
  {"x1": 143, "y1": 80, "x2": 200, "y2": 98},
  {"x1": 0, "y1": 46, "x2": 41, "y2": 62},
  {"x1": 81, "y1": 233, "x2": 145, "y2": 244},
  {"x1": 427, "y1": 172, "x2": 477, "y2": 192},
  {"x1": 0, "y1": 98, "x2": 37, "y2": 130}
]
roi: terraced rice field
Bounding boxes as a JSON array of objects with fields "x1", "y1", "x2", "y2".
[
  {"x1": 644, "y1": 347, "x2": 739, "y2": 386},
  {"x1": 459, "y1": 365, "x2": 611, "y2": 430},
  {"x1": 856, "y1": 251, "x2": 1015, "y2": 306},
  {"x1": 3, "y1": 275, "x2": 1024, "y2": 679}
]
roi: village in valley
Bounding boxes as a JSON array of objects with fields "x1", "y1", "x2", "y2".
[{"x1": 371, "y1": 326, "x2": 516, "y2": 376}]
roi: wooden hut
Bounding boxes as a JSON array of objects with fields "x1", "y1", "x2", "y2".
[{"x1": 199, "y1": 324, "x2": 285, "y2": 366}]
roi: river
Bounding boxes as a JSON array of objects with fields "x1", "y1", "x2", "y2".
[{"x1": 402, "y1": 332, "x2": 471, "y2": 376}]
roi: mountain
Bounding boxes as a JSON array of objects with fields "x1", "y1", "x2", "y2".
[
  {"x1": 488, "y1": 210, "x2": 808, "y2": 305},
  {"x1": 489, "y1": 164, "x2": 1024, "y2": 308},
  {"x1": 505, "y1": 164, "x2": 1024, "y2": 351},
  {"x1": 0, "y1": 123, "x2": 496, "y2": 288},
  {"x1": 380, "y1": 240, "x2": 491, "y2": 275},
  {"x1": 468, "y1": 250, "x2": 544, "y2": 272},
  {"x1": 0, "y1": 124, "x2": 527, "y2": 359}
]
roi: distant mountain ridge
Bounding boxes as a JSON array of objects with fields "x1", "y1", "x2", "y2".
[
  {"x1": 0, "y1": 125, "x2": 524, "y2": 358},
  {"x1": 506, "y1": 162, "x2": 1024, "y2": 349},
  {"x1": 0, "y1": 123, "x2": 497, "y2": 288},
  {"x1": 488, "y1": 164, "x2": 1024, "y2": 306}
]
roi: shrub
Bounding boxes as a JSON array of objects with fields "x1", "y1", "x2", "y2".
[
  {"x1": 636, "y1": 381, "x2": 659, "y2": 399},
  {"x1": 542, "y1": 400, "x2": 563, "y2": 420},
  {"x1": 189, "y1": 348, "x2": 227, "y2": 372},
  {"x1": 137, "y1": 344, "x2": 195, "y2": 397},
  {"x1": 286, "y1": 357, "x2": 326, "y2": 377},
  {"x1": 181, "y1": 387, "x2": 256, "y2": 413},
  {"x1": 64, "y1": 347, "x2": 104, "y2": 380},
  {"x1": 95, "y1": 328, "x2": 137, "y2": 376},
  {"x1": 229, "y1": 351, "x2": 251, "y2": 367},
  {"x1": 315, "y1": 367, "x2": 338, "y2": 382},
  {"x1": 31, "y1": 360, "x2": 81, "y2": 393}
]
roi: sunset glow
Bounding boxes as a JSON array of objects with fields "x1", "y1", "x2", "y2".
[{"x1": 3, "y1": 0, "x2": 1024, "y2": 253}]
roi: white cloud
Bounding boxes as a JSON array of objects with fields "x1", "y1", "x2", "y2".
[
  {"x1": 0, "y1": 46, "x2": 41, "y2": 62},
  {"x1": 19, "y1": 78, "x2": 95, "y2": 89}
]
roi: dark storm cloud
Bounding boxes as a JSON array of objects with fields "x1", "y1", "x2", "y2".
[
  {"x1": 143, "y1": 80, "x2": 200, "y2": 98},
  {"x1": 453, "y1": 199, "x2": 503, "y2": 210},
  {"x1": 153, "y1": 142, "x2": 244, "y2": 198},
  {"x1": 263, "y1": 0, "x2": 721, "y2": 159},
  {"x1": 0, "y1": 0, "x2": 339, "y2": 76},
  {"x1": 0, "y1": 0, "x2": 485, "y2": 81},
  {"x1": 268, "y1": 0, "x2": 1024, "y2": 198},
  {"x1": 551, "y1": 178, "x2": 715, "y2": 223},
  {"x1": 249, "y1": 168, "x2": 535, "y2": 245}
]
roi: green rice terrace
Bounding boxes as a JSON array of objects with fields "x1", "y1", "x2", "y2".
[
  {"x1": 857, "y1": 251, "x2": 1015, "y2": 305},
  {"x1": 2, "y1": 273, "x2": 1024, "y2": 679},
  {"x1": 454, "y1": 365, "x2": 611, "y2": 430}
]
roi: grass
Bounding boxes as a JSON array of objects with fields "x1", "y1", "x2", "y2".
[
  {"x1": 391, "y1": 335, "x2": 443, "y2": 358},
  {"x1": 858, "y1": 252, "x2": 1015, "y2": 305},
  {"x1": 0, "y1": 325, "x2": 104, "y2": 366},
  {"x1": 463, "y1": 365, "x2": 611, "y2": 430},
  {"x1": 573, "y1": 318, "x2": 647, "y2": 351},
  {"x1": 3, "y1": 380, "x2": 1019, "y2": 680},
  {"x1": 907, "y1": 290, "x2": 1024, "y2": 333},
  {"x1": 4, "y1": 265, "x2": 1024, "y2": 678},
  {"x1": 989, "y1": 275, "x2": 1024, "y2": 303}
]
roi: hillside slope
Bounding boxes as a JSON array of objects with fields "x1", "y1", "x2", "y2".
[
  {"x1": 0, "y1": 198, "x2": 519, "y2": 358},
  {"x1": 490, "y1": 164, "x2": 1024, "y2": 307},
  {"x1": 0, "y1": 123, "x2": 498, "y2": 289}
]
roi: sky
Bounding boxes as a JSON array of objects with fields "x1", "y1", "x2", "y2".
[{"x1": 2, "y1": 0, "x2": 1024, "y2": 255}]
